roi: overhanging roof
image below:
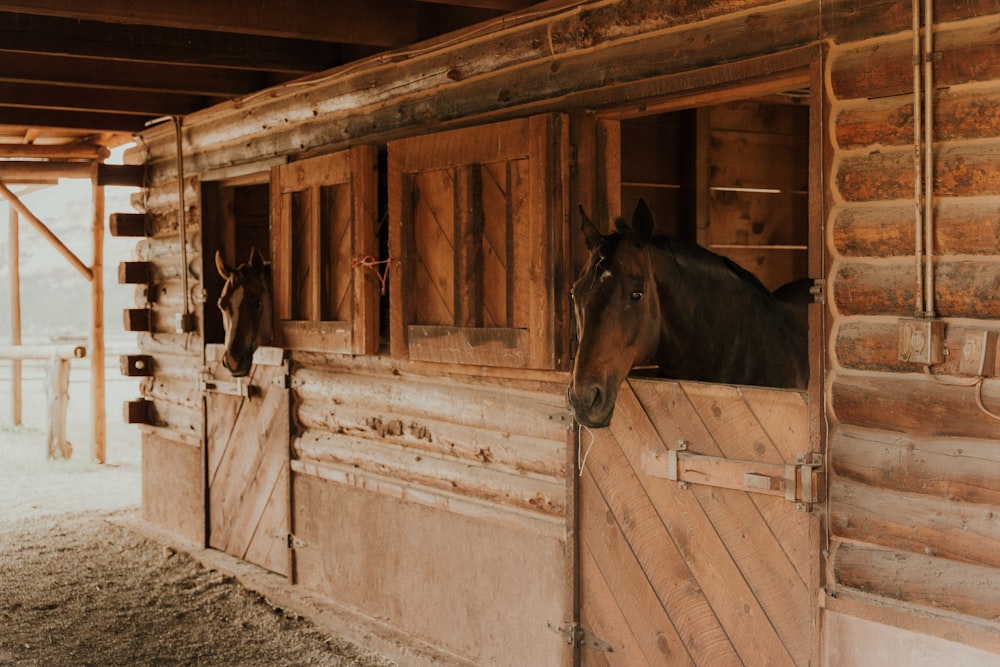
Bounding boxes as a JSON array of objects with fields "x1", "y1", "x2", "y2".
[{"x1": 0, "y1": 0, "x2": 541, "y2": 160}]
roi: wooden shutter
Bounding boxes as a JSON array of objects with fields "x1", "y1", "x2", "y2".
[
  {"x1": 388, "y1": 114, "x2": 569, "y2": 370},
  {"x1": 271, "y1": 146, "x2": 379, "y2": 354}
]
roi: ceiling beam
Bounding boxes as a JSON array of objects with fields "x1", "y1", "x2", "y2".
[
  {"x1": 0, "y1": 51, "x2": 293, "y2": 97},
  {"x1": 0, "y1": 0, "x2": 426, "y2": 47},
  {"x1": 0, "y1": 11, "x2": 348, "y2": 73},
  {"x1": 0, "y1": 107, "x2": 151, "y2": 133},
  {"x1": 0, "y1": 143, "x2": 110, "y2": 159},
  {"x1": 0, "y1": 82, "x2": 216, "y2": 117}
]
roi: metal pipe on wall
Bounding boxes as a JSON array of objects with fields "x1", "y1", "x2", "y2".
[
  {"x1": 922, "y1": 0, "x2": 936, "y2": 317},
  {"x1": 912, "y1": 0, "x2": 925, "y2": 316}
]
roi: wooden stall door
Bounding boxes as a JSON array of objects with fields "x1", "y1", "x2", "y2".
[
  {"x1": 204, "y1": 345, "x2": 290, "y2": 576},
  {"x1": 578, "y1": 377, "x2": 819, "y2": 666}
]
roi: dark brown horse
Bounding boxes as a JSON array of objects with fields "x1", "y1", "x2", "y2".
[
  {"x1": 567, "y1": 199, "x2": 809, "y2": 428},
  {"x1": 215, "y1": 248, "x2": 273, "y2": 377}
]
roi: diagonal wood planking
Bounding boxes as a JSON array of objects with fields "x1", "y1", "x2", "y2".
[
  {"x1": 580, "y1": 378, "x2": 811, "y2": 666},
  {"x1": 206, "y1": 361, "x2": 290, "y2": 576}
]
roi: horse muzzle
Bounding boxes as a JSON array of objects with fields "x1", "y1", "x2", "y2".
[
  {"x1": 566, "y1": 381, "x2": 616, "y2": 428},
  {"x1": 222, "y1": 351, "x2": 252, "y2": 377}
]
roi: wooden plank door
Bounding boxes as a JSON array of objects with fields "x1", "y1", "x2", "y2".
[
  {"x1": 204, "y1": 344, "x2": 290, "y2": 576},
  {"x1": 578, "y1": 377, "x2": 819, "y2": 666}
]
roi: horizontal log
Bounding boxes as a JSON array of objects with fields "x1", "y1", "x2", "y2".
[
  {"x1": 118, "y1": 261, "x2": 152, "y2": 285},
  {"x1": 836, "y1": 142, "x2": 1000, "y2": 203},
  {"x1": 0, "y1": 142, "x2": 110, "y2": 160},
  {"x1": 123, "y1": 309, "x2": 152, "y2": 332},
  {"x1": 831, "y1": 372, "x2": 1000, "y2": 440},
  {"x1": 136, "y1": 332, "x2": 203, "y2": 358},
  {"x1": 833, "y1": 541, "x2": 1000, "y2": 621},
  {"x1": 831, "y1": 198, "x2": 1000, "y2": 258},
  {"x1": 291, "y1": 367, "x2": 571, "y2": 442},
  {"x1": 834, "y1": 85, "x2": 1000, "y2": 150},
  {"x1": 830, "y1": 13, "x2": 1000, "y2": 101},
  {"x1": 109, "y1": 213, "x2": 149, "y2": 237},
  {"x1": 833, "y1": 317, "x2": 962, "y2": 373},
  {"x1": 120, "y1": 354, "x2": 154, "y2": 377},
  {"x1": 832, "y1": 258, "x2": 1000, "y2": 318},
  {"x1": 123, "y1": 398, "x2": 153, "y2": 425},
  {"x1": 97, "y1": 164, "x2": 145, "y2": 187},
  {"x1": 142, "y1": 376, "x2": 201, "y2": 411},
  {"x1": 0, "y1": 161, "x2": 92, "y2": 181},
  {"x1": 831, "y1": 478, "x2": 1000, "y2": 569},
  {"x1": 0, "y1": 344, "x2": 85, "y2": 360},
  {"x1": 294, "y1": 430, "x2": 564, "y2": 517},
  {"x1": 134, "y1": 234, "x2": 202, "y2": 266},
  {"x1": 831, "y1": 428, "x2": 1000, "y2": 507},
  {"x1": 135, "y1": 0, "x2": 821, "y2": 180},
  {"x1": 295, "y1": 399, "x2": 565, "y2": 478}
]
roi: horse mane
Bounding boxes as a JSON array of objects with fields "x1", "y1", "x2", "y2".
[{"x1": 650, "y1": 234, "x2": 773, "y2": 298}]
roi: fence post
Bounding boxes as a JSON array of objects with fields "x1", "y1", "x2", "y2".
[{"x1": 46, "y1": 353, "x2": 73, "y2": 460}]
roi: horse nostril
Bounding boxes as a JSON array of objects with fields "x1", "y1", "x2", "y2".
[{"x1": 589, "y1": 385, "x2": 603, "y2": 411}]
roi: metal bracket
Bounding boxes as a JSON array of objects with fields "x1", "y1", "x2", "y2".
[
  {"x1": 275, "y1": 533, "x2": 307, "y2": 550},
  {"x1": 547, "y1": 622, "x2": 613, "y2": 653},
  {"x1": 810, "y1": 278, "x2": 825, "y2": 303}
]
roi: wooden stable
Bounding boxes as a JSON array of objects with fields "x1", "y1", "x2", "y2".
[{"x1": 124, "y1": 1, "x2": 1000, "y2": 665}]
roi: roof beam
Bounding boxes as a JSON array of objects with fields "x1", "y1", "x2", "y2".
[
  {"x1": 0, "y1": 143, "x2": 110, "y2": 159},
  {"x1": 0, "y1": 82, "x2": 216, "y2": 117},
  {"x1": 0, "y1": 107, "x2": 150, "y2": 133},
  {"x1": 0, "y1": 0, "x2": 425, "y2": 47},
  {"x1": 0, "y1": 11, "x2": 347, "y2": 73},
  {"x1": 0, "y1": 51, "x2": 291, "y2": 97}
]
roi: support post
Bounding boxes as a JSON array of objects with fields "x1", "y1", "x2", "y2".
[
  {"x1": 8, "y1": 205, "x2": 22, "y2": 425},
  {"x1": 91, "y1": 168, "x2": 107, "y2": 463}
]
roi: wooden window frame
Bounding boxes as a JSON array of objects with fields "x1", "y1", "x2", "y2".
[
  {"x1": 388, "y1": 114, "x2": 570, "y2": 370},
  {"x1": 271, "y1": 146, "x2": 379, "y2": 355}
]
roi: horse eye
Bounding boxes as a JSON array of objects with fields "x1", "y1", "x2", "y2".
[
  {"x1": 253, "y1": 299, "x2": 263, "y2": 312},
  {"x1": 629, "y1": 290, "x2": 643, "y2": 303}
]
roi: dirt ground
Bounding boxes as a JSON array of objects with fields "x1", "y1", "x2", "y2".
[{"x1": 0, "y1": 361, "x2": 394, "y2": 667}]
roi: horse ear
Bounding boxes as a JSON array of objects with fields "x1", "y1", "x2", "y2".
[
  {"x1": 631, "y1": 198, "x2": 654, "y2": 248},
  {"x1": 579, "y1": 205, "x2": 603, "y2": 249},
  {"x1": 215, "y1": 250, "x2": 232, "y2": 279},
  {"x1": 248, "y1": 247, "x2": 263, "y2": 269}
]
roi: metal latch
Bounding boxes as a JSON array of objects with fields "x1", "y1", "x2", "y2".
[
  {"x1": 643, "y1": 446, "x2": 824, "y2": 508},
  {"x1": 199, "y1": 372, "x2": 251, "y2": 398},
  {"x1": 547, "y1": 622, "x2": 613, "y2": 652}
]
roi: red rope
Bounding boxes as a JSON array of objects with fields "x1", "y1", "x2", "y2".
[{"x1": 352, "y1": 255, "x2": 392, "y2": 294}]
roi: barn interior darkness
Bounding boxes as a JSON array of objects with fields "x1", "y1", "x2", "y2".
[{"x1": 620, "y1": 92, "x2": 810, "y2": 292}]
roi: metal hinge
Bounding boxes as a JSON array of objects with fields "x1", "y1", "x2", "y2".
[
  {"x1": 275, "y1": 533, "x2": 307, "y2": 550},
  {"x1": 547, "y1": 622, "x2": 613, "y2": 653}
]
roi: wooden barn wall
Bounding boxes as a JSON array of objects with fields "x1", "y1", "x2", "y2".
[
  {"x1": 288, "y1": 354, "x2": 571, "y2": 665},
  {"x1": 825, "y1": 3, "x2": 1000, "y2": 659},
  {"x1": 122, "y1": 0, "x2": 1000, "y2": 663}
]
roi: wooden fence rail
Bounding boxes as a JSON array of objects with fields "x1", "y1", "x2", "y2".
[{"x1": 1, "y1": 344, "x2": 87, "y2": 460}]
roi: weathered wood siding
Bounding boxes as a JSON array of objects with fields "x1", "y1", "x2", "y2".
[
  {"x1": 826, "y1": 4, "x2": 1000, "y2": 654},
  {"x1": 288, "y1": 354, "x2": 571, "y2": 666},
  {"x1": 124, "y1": 0, "x2": 1000, "y2": 662}
]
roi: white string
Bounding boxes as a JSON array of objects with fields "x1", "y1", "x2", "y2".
[{"x1": 577, "y1": 424, "x2": 595, "y2": 476}]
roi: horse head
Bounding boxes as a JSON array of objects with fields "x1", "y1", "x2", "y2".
[
  {"x1": 215, "y1": 247, "x2": 273, "y2": 377},
  {"x1": 568, "y1": 199, "x2": 662, "y2": 428}
]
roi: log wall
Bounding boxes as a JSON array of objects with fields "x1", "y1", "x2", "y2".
[{"x1": 826, "y1": 5, "x2": 1000, "y2": 656}]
